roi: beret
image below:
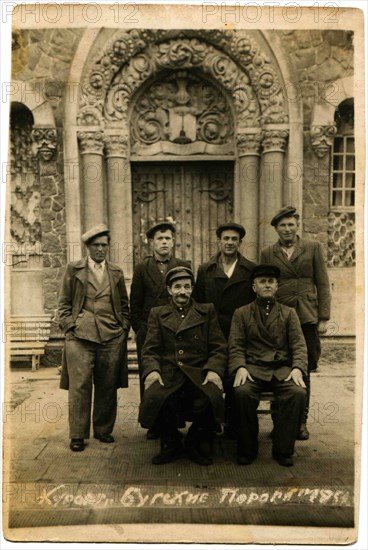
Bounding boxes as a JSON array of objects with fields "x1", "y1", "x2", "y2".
[
  {"x1": 216, "y1": 222, "x2": 246, "y2": 238},
  {"x1": 270, "y1": 206, "x2": 299, "y2": 227},
  {"x1": 166, "y1": 266, "x2": 195, "y2": 286},
  {"x1": 146, "y1": 222, "x2": 176, "y2": 239},
  {"x1": 81, "y1": 224, "x2": 110, "y2": 244},
  {"x1": 252, "y1": 264, "x2": 280, "y2": 281}
]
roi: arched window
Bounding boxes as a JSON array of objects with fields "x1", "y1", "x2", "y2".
[{"x1": 330, "y1": 98, "x2": 355, "y2": 209}]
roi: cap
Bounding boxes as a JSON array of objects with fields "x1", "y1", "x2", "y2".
[
  {"x1": 270, "y1": 206, "x2": 299, "y2": 227},
  {"x1": 252, "y1": 264, "x2": 280, "y2": 281},
  {"x1": 166, "y1": 266, "x2": 195, "y2": 286},
  {"x1": 82, "y1": 224, "x2": 110, "y2": 244},
  {"x1": 216, "y1": 222, "x2": 246, "y2": 239},
  {"x1": 146, "y1": 222, "x2": 176, "y2": 239}
]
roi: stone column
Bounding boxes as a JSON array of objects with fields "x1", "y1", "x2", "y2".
[
  {"x1": 104, "y1": 134, "x2": 134, "y2": 281},
  {"x1": 259, "y1": 128, "x2": 289, "y2": 248},
  {"x1": 235, "y1": 130, "x2": 262, "y2": 262},
  {"x1": 77, "y1": 130, "x2": 105, "y2": 231}
]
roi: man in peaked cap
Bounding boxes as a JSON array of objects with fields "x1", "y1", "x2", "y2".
[
  {"x1": 58, "y1": 224, "x2": 130, "y2": 452},
  {"x1": 138, "y1": 266, "x2": 227, "y2": 466},
  {"x1": 228, "y1": 264, "x2": 307, "y2": 467},
  {"x1": 130, "y1": 221, "x2": 191, "y2": 440},
  {"x1": 261, "y1": 206, "x2": 331, "y2": 440},
  {"x1": 193, "y1": 221, "x2": 256, "y2": 437}
]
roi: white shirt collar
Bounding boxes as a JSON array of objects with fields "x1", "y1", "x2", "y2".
[{"x1": 88, "y1": 256, "x2": 106, "y2": 270}]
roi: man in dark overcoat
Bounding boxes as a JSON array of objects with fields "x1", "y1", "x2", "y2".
[
  {"x1": 130, "y1": 222, "x2": 190, "y2": 412},
  {"x1": 193, "y1": 222, "x2": 256, "y2": 436},
  {"x1": 260, "y1": 206, "x2": 331, "y2": 440},
  {"x1": 58, "y1": 224, "x2": 130, "y2": 452},
  {"x1": 138, "y1": 266, "x2": 227, "y2": 466},
  {"x1": 228, "y1": 264, "x2": 307, "y2": 467}
]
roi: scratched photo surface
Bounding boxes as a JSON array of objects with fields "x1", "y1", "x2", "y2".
[{"x1": 2, "y1": 2, "x2": 365, "y2": 546}]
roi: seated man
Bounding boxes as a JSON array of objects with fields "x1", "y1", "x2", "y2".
[
  {"x1": 228, "y1": 264, "x2": 307, "y2": 467},
  {"x1": 138, "y1": 266, "x2": 227, "y2": 466}
]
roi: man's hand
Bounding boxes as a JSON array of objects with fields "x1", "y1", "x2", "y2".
[
  {"x1": 285, "y1": 368, "x2": 306, "y2": 388},
  {"x1": 317, "y1": 320, "x2": 328, "y2": 334},
  {"x1": 233, "y1": 367, "x2": 254, "y2": 387},
  {"x1": 144, "y1": 371, "x2": 164, "y2": 390},
  {"x1": 202, "y1": 371, "x2": 223, "y2": 391}
]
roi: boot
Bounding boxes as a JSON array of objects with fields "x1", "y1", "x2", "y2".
[
  {"x1": 185, "y1": 424, "x2": 213, "y2": 466},
  {"x1": 152, "y1": 436, "x2": 184, "y2": 465}
]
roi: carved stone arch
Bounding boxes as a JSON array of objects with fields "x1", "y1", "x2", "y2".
[{"x1": 77, "y1": 29, "x2": 289, "y2": 129}]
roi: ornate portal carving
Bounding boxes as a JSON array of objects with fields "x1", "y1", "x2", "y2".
[
  {"x1": 327, "y1": 211, "x2": 355, "y2": 267},
  {"x1": 310, "y1": 125, "x2": 337, "y2": 158},
  {"x1": 78, "y1": 29, "x2": 288, "y2": 129},
  {"x1": 262, "y1": 128, "x2": 289, "y2": 153},
  {"x1": 77, "y1": 131, "x2": 105, "y2": 155},
  {"x1": 130, "y1": 71, "x2": 234, "y2": 148}
]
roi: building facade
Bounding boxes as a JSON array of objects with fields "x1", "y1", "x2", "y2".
[{"x1": 8, "y1": 28, "x2": 356, "y2": 364}]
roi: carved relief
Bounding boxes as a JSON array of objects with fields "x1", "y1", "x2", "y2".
[
  {"x1": 310, "y1": 125, "x2": 337, "y2": 158},
  {"x1": 31, "y1": 128, "x2": 57, "y2": 161},
  {"x1": 77, "y1": 131, "x2": 105, "y2": 155},
  {"x1": 327, "y1": 211, "x2": 355, "y2": 267},
  {"x1": 130, "y1": 71, "x2": 234, "y2": 149},
  {"x1": 104, "y1": 135, "x2": 128, "y2": 157},
  {"x1": 78, "y1": 29, "x2": 288, "y2": 130},
  {"x1": 236, "y1": 131, "x2": 263, "y2": 156},
  {"x1": 262, "y1": 128, "x2": 289, "y2": 153}
]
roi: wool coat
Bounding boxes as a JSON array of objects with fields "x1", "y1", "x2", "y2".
[
  {"x1": 130, "y1": 255, "x2": 191, "y2": 334},
  {"x1": 138, "y1": 300, "x2": 227, "y2": 429},
  {"x1": 193, "y1": 252, "x2": 257, "y2": 339},
  {"x1": 228, "y1": 300, "x2": 308, "y2": 381},
  {"x1": 58, "y1": 257, "x2": 130, "y2": 389},
  {"x1": 260, "y1": 238, "x2": 331, "y2": 325}
]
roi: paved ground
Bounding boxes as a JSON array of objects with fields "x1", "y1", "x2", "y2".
[{"x1": 2, "y1": 343, "x2": 359, "y2": 544}]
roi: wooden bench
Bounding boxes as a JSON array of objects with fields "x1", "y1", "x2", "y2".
[
  {"x1": 9, "y1": 315, "x2": 52, "y2": 371},
  {"x1": 257, "y1": 391, "x2": 277, "y2": 415}
]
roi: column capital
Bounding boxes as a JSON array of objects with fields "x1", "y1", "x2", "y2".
[
  {"x1": 262, "y1": 127, "x2": 289, "y2": 154},
  {"x1": 236, "y1": 130, "x2": 262, "y2": 157},
  {"x1": 31, "y1": 127, "x2": 57, "y2": 161},
  {"x1": 77, "y1": 130, "x2": 104, "y2": 155},
  {"x1": 310, "y1": 124, "x2": 337, "y2": 158},
  {"x1": 104, "y1": 134, "x2": 128, "y2": 158}
]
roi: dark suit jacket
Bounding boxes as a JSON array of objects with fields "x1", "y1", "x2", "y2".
[
  {"x1": 138, "y1": 300, "x2": 227, "y2": 428},
  {"x1": 260, "y1": 237, "x2": 331, "y2": 325},
  {"x1": 130, "y1": 255, "x2": 191, "y2": 333},
  {"x1": 228, "y1": 301, "x2": 308, "y2": 381},
  {"x1": 193, "y1": 252, "x2": 256, "y2": 338},
  {"x1": 57, "y1": 257, "x2": 130, "y2": 389}
]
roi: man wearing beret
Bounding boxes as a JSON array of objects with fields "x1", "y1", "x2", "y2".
[
  {"x1": 58, "y1": 224, "x2": 130, "y2": 452},
  {"x1": 138, "y1": 266, "x2": 227, "y2": 465},
  {"x1": 228, "y1": 264, "x2": 307, "y2": 467},
  {"x1": 193, "y1": 222, "x2": 256, "y2": 436},
  {"x1": 261, "y1": 206, "x2": 331, "y2": 440},
  {"x1": 130, "y1": 222, "x2": 190, "y2": 439}
]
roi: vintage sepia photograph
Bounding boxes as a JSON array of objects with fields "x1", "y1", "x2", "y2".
[{"x1": 1, "y1": 1, "x2": 366, "y2": 546}]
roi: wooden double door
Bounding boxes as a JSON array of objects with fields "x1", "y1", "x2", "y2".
[{"x1": 131, "y1": 161, "x2": 234, "y2": 272}]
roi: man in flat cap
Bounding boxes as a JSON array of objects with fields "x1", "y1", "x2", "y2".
[
  {"x1": 193, "y1": 222, "x2": 256, "y2": 437},
  {"x1": 261, "y1": 206, "x2": 331, "y2": 440},
  {"x1": 138, "y1": 266, "x2": 227, "y2": 466},
  {"x1": 228, "y1": 264, "x2": 307, "y2": 467},
  {"x1": 130, "y1": 222, "x2": 190, "y2": 440},
  {"x1": 58, "y1": 224, "x2": 130, "y2": 452}
]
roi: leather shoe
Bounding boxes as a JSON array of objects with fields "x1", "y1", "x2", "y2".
[
  {"x1": 272, "y1": 451, "x2": 293, "y2": 467},
  {"x1": 152, "y1": 444, "x2": 185, "y2": 465},
  {"x1": 94, "y1": 433, "x2": 115, "y2": 443},
  {"x1": 237, "y1": 455, "x2": 255, "y2": 465},
  {"x1": 187, "y1": 448, "x2": 213, "y2": 466},
  {"x1": 146, "y1": 429, "x2": 159, "y2": 440},
  {"x1": 297, "y1": 423, "x2": 310, "y2": 440},
  {"x1": 70, "y1": 439, "x2": 84, "y2": 452}
]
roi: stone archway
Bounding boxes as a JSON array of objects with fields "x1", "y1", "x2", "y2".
[{"x1": 72, "y1": 29, "x2": 297, "y2": 276}]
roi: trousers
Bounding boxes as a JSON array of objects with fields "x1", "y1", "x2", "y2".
[
  {"x1": 65, "y1": 332, "x2": 125, "y2": 439},
  {"x1": 233, "y1": 376, "x2": 306, "y2": 458}
]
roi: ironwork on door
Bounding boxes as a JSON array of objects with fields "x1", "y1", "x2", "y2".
[{"x1": 132, "y1": 161, "x2": 234, "y2": 272}]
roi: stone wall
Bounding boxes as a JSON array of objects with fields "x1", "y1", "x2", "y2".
[{"x1": 279, "y1": 30, "x2": 354, "y2": 248}]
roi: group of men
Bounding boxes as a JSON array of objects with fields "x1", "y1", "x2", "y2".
[{"x1": 58, "y1": 206, "x2": 331, "y2": 468}]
